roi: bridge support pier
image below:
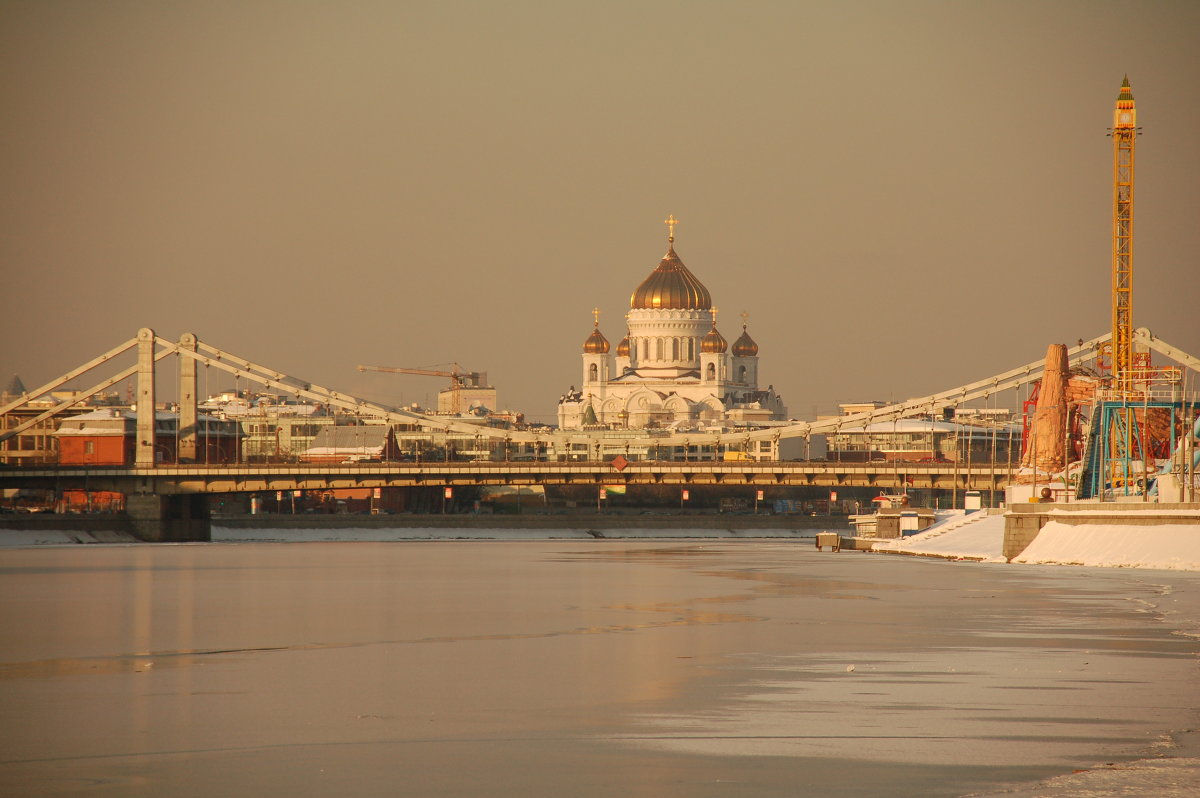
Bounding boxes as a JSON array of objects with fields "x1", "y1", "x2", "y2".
[{"x1": 125, "y1": 494, "x2": 211, "y2": 542}]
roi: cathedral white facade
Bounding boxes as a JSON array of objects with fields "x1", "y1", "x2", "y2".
[{"x1": 558, "y1": 221, "x2": 787, "y2": 430}]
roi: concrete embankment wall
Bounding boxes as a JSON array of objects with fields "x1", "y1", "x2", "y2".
[
  {"x1": 0, "y1": 515, "x2": 137, "y2": 544},
  {"x1": 215, "y1": 512, "x2": 851, "y2": 532},
  {"x1": 1003, "y1": 502, "x2": 1200, "y2": 561},
  {"x1": 1, "y1": 512, "x2": 852, "y2": 542},
  {"x1": 0, "y1": 514, "x2": 129, "y2": 533}
]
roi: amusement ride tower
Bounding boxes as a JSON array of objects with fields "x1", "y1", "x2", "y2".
[{"x1": 1110, "y1": 76, "x2": 1139, "y2": 392}]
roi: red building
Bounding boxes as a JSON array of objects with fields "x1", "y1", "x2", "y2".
[
  {"x1": 55, "y1": 408, "x2": 241, "y2": 465},
  {"x1": 58, "y1": 489, "x2": 125, "y2": 513}
]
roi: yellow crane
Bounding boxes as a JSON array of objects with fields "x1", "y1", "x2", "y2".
[
  {"x1": 356, "y1": 364, "x2": 486, "y2": 414},
  {"x1": 1109, "y1": 75, "x2": 1140, "y2": 392}
]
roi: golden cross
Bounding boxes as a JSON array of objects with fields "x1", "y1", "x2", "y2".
[
  {"x1": 711, "y1": 307, "x2": 719, "y2": 327},
  {"x1": 664, "y1": 214, "x2": 679, "y2": 242},
  {"x1": 741, "y1": 310, "x2": 749, "y2": 328},
  {"x1": 592, "y1": 307, "x2": 601, "y2": 327}
]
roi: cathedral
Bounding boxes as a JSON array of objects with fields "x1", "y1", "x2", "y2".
[{"x1": 558, "y1": 218, "x2": 787, "y2": 430}]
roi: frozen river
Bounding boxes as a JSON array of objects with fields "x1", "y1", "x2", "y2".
[{"x1": 1, "y1": 538, "x2": 1198, "y2": 797}]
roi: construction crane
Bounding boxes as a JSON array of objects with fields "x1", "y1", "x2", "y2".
[
  {"x1": 356, "y1": 364, "x2": 488, "y2": 414},
  {"x1": 1109, "y1": 75, "x2": 1140, "y2": 393}
]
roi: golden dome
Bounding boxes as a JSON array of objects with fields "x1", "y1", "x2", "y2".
[
  {"x1": 630, "y1": 246, "x2": 712, "y2": 310},
  {"x1": 616, "y1": 333, "x2": 631, "y2": 357},
  {"x1": 701, "y1": 324, "x2": 727, "y2": 354},
  {"x1": 732, "y1": 325, "x2": 758, "y2": 357},
  {"x1": 583, "y1": 325, "x2": 609, "y2": 354}
]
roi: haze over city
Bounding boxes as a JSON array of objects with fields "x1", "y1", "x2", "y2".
[{"x1": 2, "y1": 1, "x2": 1197, "y2": 423}]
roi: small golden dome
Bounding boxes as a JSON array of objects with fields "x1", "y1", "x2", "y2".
[
  {"x1": 616, "y1": 333, "x2": 631, "y2": 357},
  {"x1": 732, "y1": 325, "x2": 758, "y2": 357},
  {"x1": 583, "y1": 326, "x2": 610, "y2": 354},
  {"x1": 630, "y1": 246, "x2": 712, "y2": 310},
  {"x1": 701, "y1": 324, "x2": 727, "y2": 354}
]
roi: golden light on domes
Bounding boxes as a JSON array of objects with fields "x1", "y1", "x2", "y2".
[
  {"x1": 582, "y1": 307, "x2": 610, "y2": 353},
  {"x1": 615, "y1": 333, "x2": 631, "y2": 357},
  {"x1": 732, "y1": 310, "x2": 759, "y2": 356},
  {"x1": 630, "y1": 217, "x2": 713, "y2": 310},
  {"x1": 583, "y1": 328, "x2": 610, "y2": 353},
  {"x1": 701, "y1": 307, "x2": 727, "y2": 353}
]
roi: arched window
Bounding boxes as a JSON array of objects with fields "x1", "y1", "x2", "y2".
[
  {"x1": 656, "y1": 338, "x2": 664, "y2": 360},
  {"x1": 671, "y1": 338, "x2": 679, "y2": 360},
  {"x1": 707, "y1": 363, "x2": 716, "y2": 380},
  {"x1": 687, "y1": 337, "x2": 695, "y2": 360},
  {"x1": 738, "y1": 365, "x2": 747, "y2": 382},
  {"x1": 588, "y1": 363, "x2": 598, "y2": 382}
]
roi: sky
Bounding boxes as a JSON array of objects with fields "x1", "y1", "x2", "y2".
[{"x1": 2, "y1": 0, "x2": 1197, "y2": 424}]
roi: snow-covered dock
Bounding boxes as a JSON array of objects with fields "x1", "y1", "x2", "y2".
[{"x1": 871, "y1": 503, "x2": 1200, "y2": 570}]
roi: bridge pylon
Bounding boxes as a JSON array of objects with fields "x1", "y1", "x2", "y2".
[
  {"x1": 135, "y1": 328, "x2": 156, "y2": 466},
  {"x1": 178, "y1": 333, "x2": 198, "y2": 463}
]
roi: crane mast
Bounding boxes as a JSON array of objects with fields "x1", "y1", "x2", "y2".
[{"x1": 1110, "y1": 76, "x2": 1138, "y2": 393}]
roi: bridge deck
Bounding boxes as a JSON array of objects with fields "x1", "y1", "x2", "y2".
[{"x1": 1, "y1": 461, "x2": 1014, "y2": 494}]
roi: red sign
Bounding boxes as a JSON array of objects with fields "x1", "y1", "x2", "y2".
[
  {"x1": 610, "y1": 454, "x2": 629, "y2": 471},
  {"x1": 829, "y1": 491, "x2": 838, "y2": 503},
  {"x1": 443, "y1": 487, "x2": 453, "y2": 499},
  {"x1": 756, "y1": 490, "x2": 764, "y2": 501},
  {"x1": 599, "y1": 488, "x2": 607, "y2": 500},
  {"x1": 682, "y1": 490, "x2": 690, "y2": 501},
  {"x1": 373, "y1": 487, "x2": 382, "y2": 499}
]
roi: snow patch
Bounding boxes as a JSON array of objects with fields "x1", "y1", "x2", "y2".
[
  {"x1": 1014, "y1": 520, "x2": 1200, "y2": 570},
  {"x1": 872, "y1": 510, "x2": 1007, "y2": 562}
]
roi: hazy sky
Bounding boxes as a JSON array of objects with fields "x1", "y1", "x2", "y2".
[{"x1": 2, "y1": 1, "x2": 1197, "y2": 423}]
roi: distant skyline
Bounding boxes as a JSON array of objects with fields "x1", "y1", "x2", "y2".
[{"x1": 2, "y1": 1, "x2": 1198, "y2": 423}]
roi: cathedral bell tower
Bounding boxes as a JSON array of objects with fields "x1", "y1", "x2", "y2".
[
  {"x1": 730, "y1": 312, "x2": 760, "y2": 388},
  {"x1": 581, "y1": 307, "x2": 611, "y2": 390},
  {"x1": 699, "y1": 308, "x2": 728, "y2": 385}
]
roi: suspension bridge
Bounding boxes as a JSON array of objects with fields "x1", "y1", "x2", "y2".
[{"x1": 2, "y1": 325, "x2": 1197, "y2": 540}]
